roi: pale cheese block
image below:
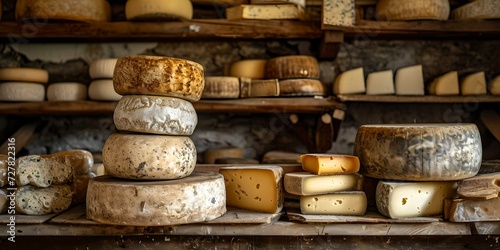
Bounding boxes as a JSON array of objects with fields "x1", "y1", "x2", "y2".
[
  {"x1": 226, "y1": 4, "x2": 306, "y2": 20},
  {"x1": 322, "y1": 0, "x2": 355, "y2": 27},
  {"x1": 333, "y1": 67, "x2": 365, "y2": 95},
  {"x1": 204, "y1": 147, "x2": 244, "y2": 164},
  {"x1": 113, "y1": 95, "x2": 197, "y2": 135},
  {"x1": 88, "y1": 80, "x2": 122, "y2": 101},
  {"x1": 365, "y1": 70, "x2": 395, "y2": 95},
  {"x1": 125, "y1": 0, "x2": 193, "y2": 21},
  {"x1": 354, "y1": 124, "x2": 482, "y2": 181},
  {"x1": 16, "y1": 184, "x2": 73, "y2": 215},
  {"x1": 240, "y1": 79, "x2": 280, "y2": 98},
  {"x1": 460, "y1": 71, "x2": 487, "y2": 96},
  {"x1": 89, "y1": 59, "x2": 118, "y2": 79},
  {"x1": 102, "y1": 133, "x2": 196, "y2": 180},
  {"x1": 300, "y1": 191, "x2": 367, "y2": 215},
  {"x1": 47, "y1": 82, "x2": 87, "y2": 101},
  {"x1": 428, "y1": 71, "x2": 459, "y2": 96},
  {"x1": 191, "y1": 0, "x2": 248, "y2": 6},
  {"x1": 113, "y1": 56, "x2": 205, "y2": 102},
  {"x1": 15, "y1": 0, "x2": 111, "y2": 22},
  {"x1": 449, "y1": 197, "x2": 500, "y2": 222},
  {"x1": 0, "y1": 155, "x2": 7, "y2": 187},
  {"x1": 300, "y1": 154, "x2": 360, "y2": 175},
  {"x1": 491, "y1": 75, "x2": 500, "y2": 95},
  {"x1": 376, "y1": 181, "x2": 457, "y2": 219},
  {"x1": 219, "y1": 165, "x2": 283, "y2": 213},
  {"x1": 451, "y1": 0, "x2": 500, "y2": 20},
  {"x1": 0, "y1": 68, "x2": 49, "y2": 84},
  {"x1": 202, "y1": 77, "x2": 240, "y2": 99},
  {"x1": 229, "y1": 59, "x2": 267, "y2": 79},
  {"x1": 395, "y1": 65, "x2": 425, "y2": 95},
  {"x1": 375, "y1": 0, "x2": 450, "y2": 21},
  {"x1": 0, "y1": 82, "x2": 45, "y2": 102},
  {"x1": 87, "y1": 172, "x2": 226, "y2": 226},
  {"x1": 265, "y1": 55, "x2": 319, "y2": 79},
  {"x1": 279, "y1": 79, "x2": 327, "y2": 96},
  {"x1": 284, "y1": 172, "x2": 363, "y2": 196},
  {"x1": 0, "y1": 189, "x2": 7, "y2": 214},
  {"x1": 251, "y1": 0, "x2": 306, "y2": 7}
]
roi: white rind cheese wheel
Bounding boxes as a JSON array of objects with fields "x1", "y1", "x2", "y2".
[
  {"x1": 125, "y1": 0, "x2": 193, "y2": 20},
  {"x1": 88, "y1": 80, "x2": 122, "y2": 101},
  {"x1": 86, "y1": 172, "x2": 227, "y2": 226},
  {"x1": 0, "y1": 68, "x2": 49, "y2": 84},
  {"x1": 451, "y1": 0, "x2": 500, "y2": 20},
  {"x1": 204, "y1": 147, "x2": 244, "y2": 164},
  {"x1": 16, "y1": 0, "x2": 111, "y2": 22},
  {"x1": 102, "y1": 133, "x2": 197, "y2": 180},
  {"x1": 202, "y1": 77, "x2": 240, "y2": 99},
  {"x1": 229, "y1": 59, "x2": 267, "y2": 79},
  {"x1": 265, "y1": 55, "x2": 319, "y2": 79},
  {"x1": 114, "y1": 95, "x2": 198, "y2": 135},
  {"x1": 279, "y1": 79, "x2": 327, "y2": 96},
  {"x1": 354, "y1": 124, "x2": 482, "y2": 181},
  {"x1": 47, "y1": 82, "x2": 87, "y2": 101},
  {"x1": 89, "y1": 59, "x2": 118, "y2": 79},
  {"x1": 0, "y1": 82, "x2": 45, "y2": 102},
  {"x1": 491, "y1": 75, "x2": 500, "y2": 95},
  {"x1": 113, "y1": 56, "x2": 205, "y2": 102},
  {"x1": 376, "y1": 0, "x2": 450, "y2": 21}
]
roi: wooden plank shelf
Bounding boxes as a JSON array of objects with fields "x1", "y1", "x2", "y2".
[{"x1": 336, "y1": 94, "x2": 500, "y2": 103}]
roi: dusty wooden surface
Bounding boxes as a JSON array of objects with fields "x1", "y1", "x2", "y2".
[
  {"x1": 336, "y1": 94, "x2": 500, "y2": 103},
  {"x1": 287, "y1": 211, "x2": 443, "y2": 224}
]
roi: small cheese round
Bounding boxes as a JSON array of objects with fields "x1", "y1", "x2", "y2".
[
  {"x1": 125, "y1": 0, "x2": 193, "y2": 21},
  {"x1": 265, "y1": 55, "x2": 320, "y2": 79},
  {"x1": 114, "y1": 95, "x2": 198, "y2": 135},
  {"x1": 89, "y1": 59, "x2": 118, "y2": 79},
  {"x1": 202, "y1": 76, "x2": 240, "y2": 99},
  {"x1": 88, "y1": 80, "x2": 122, "y2": 101},
  {"x1": 279, "y1": 79, "x2": 327, "y2": 96},
  {"x1": 47, "y1": 82, "x2": 87, "y2": 101},
  {"x1": 229, "y1": 59, "x2": 267, "y2": 79},
  {"x1": 376, "y1": 0, "x2": 450, "y2": 21},
  {"x1": 15, "y1": 0, "x2": 111, "y2": 22},
  {"x1": 86, "y1": 172, "x2": 227, "y2": 226},
  {"x1": 0, "y1": 82, "x2": 45, "y2": 102},
  {"x1": 204, "y1": 147, "x2": 244, "y2": 164},
  {"x1": 102, "y1": 133, "x2": 197, "y2": 180},
  {"x1": 354, "y1": 124, "x2": 482, "y2": 181},
  {"x1": 113, "y1": 56, "x2": 205, "y2": 102},
  {"x1": 0, "y1": 68, "x2": 49, "y2": 84}
]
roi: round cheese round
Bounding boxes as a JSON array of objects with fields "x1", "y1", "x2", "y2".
[
  {"x1": 125, "y1": 0, "x2": 193, "y2": 21},
  {"x1": 113, "y1": 56, "x2": 205, "y2": 102},
  {"x1": 376, "y1": 0, "x2": 450, "y2": 21},
  {"x1": 204, "y1": 147, "x2": 244, "y2": 164},
  {"x1": 114, "y1": 95, "x2": 198, "y2": 135},
  {"x1": 265, "y1": 55, "x2": 320, "y2": 79},
  {"x1": 89, "y1": 59, "x2": 118, "y2": 79},
  {"x1": 0, "y1": 82, "x2": 45, "y2": 102},
  {"x1": 86, "y1": 172, "x2": 227, "y2": 226},
  {"x1": 229, "y1": 59, "x2": 267, "y2": 79},
  {"x1": 15, "y1": 0, "x2": 111, "y2": 22},
  {"x1": 279, "y1": 79, "x2": 327, "y2": 96},
  {"x1": 47, "y1": 82, "x2": 87, "y2": 101},
  {"x1": 0, "y1": 68, "x2": 49, "y2": 84},
  {"x1": 88, "y1": 80, "x2": 122, "y2": 101},
  {"x1": 202, "y1": 76, "x2": 240, "y2": 99},
  {"x1": 102, "y1": 133, "x2": 197, "y2": 180},
  {"x1": 354, "y1": 124, "x2": 482, "y2": 181}
]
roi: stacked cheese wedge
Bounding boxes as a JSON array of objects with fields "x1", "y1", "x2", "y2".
[
  {"x1": 88, "y1": 59, "x2": 122, "y2": 101},
  {"x1": 88, "y1": 55, "x2": 227, "y2": 226},
  {"x1": 428, "y1": 71, "x2": 499, "y2": 96},
  {"x1": 0, "y1": 67, "x2": 48, "y2": 102},
  {"x1": 226, "y1": 0, "x2": 307, "y2": 20}
]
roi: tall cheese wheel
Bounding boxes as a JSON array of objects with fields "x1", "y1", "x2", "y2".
[
  {"x1": 113, "y1": 56, "x2": 205, "y2": 102},
  {"x1": 229, "y1": 59, "x2": 267, "y2": 79},
  {"x1": 0, "y1": 82, "x2": 45, "y2": 102},
  {"x1": 87, "y1": 172, "x2": 226, "y2": 226},
  {"x1": 0, "y1": 68, "x2": 49, "y2": 84},
  {"x1": 125, "y1": 0, "x2": 193, "y2": 21},
  {"x1": 279, "y1": 79, "x2": 327, "y2": 96},
  {"x1": 114, "y1": 95, "x2": 198, "y2": 135},
  {"x1": 202, "y1": 76, "x2": 240, "y2": 99},
  {"x1": 15, "y1": 0, "x2": 111, "y2": 22},
  {"x1": 376, "y1": 0, "x2": 450, "y2": 21},
  {"x1": 47, "y1": 82, "x2": 87, "y2": 101},
  {"x1": 265, "y1": 55, "x2": 320, "y2": 79},
  {"x1": 88, "y1": 80, "x2": 122, "y2": 101},
  {"x1": 89, "y1": 59, "x2": 117, "y2": 79},
  {"x1": 354, "y1": 124, "x2": 482, "y2": 181},
  {"x1": 102, "y1": 133, "x2": 197, "y2": 180}
]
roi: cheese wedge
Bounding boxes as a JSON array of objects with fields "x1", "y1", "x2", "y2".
[
  {"x1": 16, "y1": 0, "x2": 111, "y2": 22},
  {"x1": 279, "y1": 79, "x2": 327, "y2": 96},
  {"x1": 125, "y1": 0, "x2": 193, "y2": 20},
  {"x1": 366, "y1": 70, "x2": 394, "y2": 95},
  {"x1": 460, "y1": 71, "x2": 487, "y2": 96},
  {"x1": 376, "y1": 0, "x2": 450, "y2": 21},
  {"x1": 300, "y1": 191, "x2": 367, "y2": 215},
  {"x1": 204, "y1": 147, "x2": 244, "y2": 164},
  {"x1": 88, "y1": 80, "x2": 122, "y2": 101},
  {"x1": 428, "y1": 71, "x2": 459, "y2": 96},
  {"x1": 0, "y1": 82, "x2": 45, "y2": 102},
  {"x1": 202, "y1": 77, "x2": 240, "y2": 99},
  {"x1": 229, "y1": 59, "x2": 267, "y2": 79},
  {"x1": 284, "y1": 172, "x2": 363, "y2": 195},
  {"x1": 0, "y1": 68, "x2": 49, "y2": 84},
  {"x1": 226, "y1": 4, "x2": 306, "y2": 20},
  {"x1": 491, "y1": 75, "x2": 500, "y2": 95},
  {"x1": 449, "y1": 197, "x2": 500, "y2": 222},
  {"x1": 451, "y1": 0, "x2": 500, "y2": 20},
  {"x1": 265, "y1": 55, "x2": 319, "y2": 79},
  {"x1": 395, "y1": 65, "x2": 425, "y2": 95},
  {"x1": 47, "y1": 82, "x2": 87, "y2": 101},
  {"x1": 240, "y1": 79, "x2": 280, "y2": 98},
  {"x1": 16, "y1": 185, "x2": 73, "y2": 215},
  {"x1": 322, "y1": 0, "x2": 355, "y2": 27},
  {"x1": 333, "y1": 67, "x2": 365, "y2": 95},
  {"x1": 89, "y1": 59, "x2": 117, "y2": 79},
  {"x1": 300, "y1": 154, "x2": 360, "y2": 175}
]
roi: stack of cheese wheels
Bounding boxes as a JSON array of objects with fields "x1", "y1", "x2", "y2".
[
  {"x1": 283, "y1": 154, "x2": 368, "y2": 215},
  {"x1": 354, "y1": 124, "x2": 482, "y2": 219},
  {"x1": 88, "y1": 59, "x2": 122, "y2": 101},
  {"x1": 88, "y1": 55, "x2": 226, "y2": 226},
  {"x1": 0, "y1": 67, "x2": 48, "y2": 102}
]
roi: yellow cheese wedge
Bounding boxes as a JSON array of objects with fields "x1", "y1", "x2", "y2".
[
  {"x1": 451, "y1": 0, "x2": 500, "y2": 20},
  {"x1": 491, "y1": 75, "x2": 500, "y2": 95},
  {"x1": 226, "y1": 4, "x2": 306, "y2": 20},
  {"x1": 16, "y1": 0, "x2": 111, "y2": 22},
  {"x1": 460, "y1": 71, "x2": 487, "y2": 96},
  {"x1": 229, "y1": 59, "x2": 267, "y2": 79},
  {"x1": 125, "y1": 0, "x2": 193, "y2": 20},
  {"x1": 204, "y1": 147, "x2": 244, "y2": 164},
  {"x1": 0, "y1": 82, "x2": 45, "y2": 102},
  {"x1": 265, "y1": 55, "x2": 319, "y2": 79},
  {"x1": 47, "y1": 82, "x2": 87, "y2": 101},
  {"x1": 300, "y1": 191, "x2": 367, "y2": 215},
  {"x1": 366, "y1": 70, "x2": 394, "y2": 95},
  {"x1": 88, "y1": 80, "x2": 122, "y2": 101},
  {"x1": 202, "y1": 77, "x2": 240, "y2": 99},
  {"x1": 0, "y1": 68, "x2": 49, "y2": 84},
  {"x1": 333, "y1": 67, "x2": 365, "y2": 95},
  {"x1": 300, "y1": 154, "x2": 360, "y2": 175},
  {"x1": 395, "y1": 65, "x2": 425, "y2": 95},
  {"x1": 428, "y1": 71, "x2": 459, "y2": 96},
  {"x1": 284, "y1": 172, "x2": 363, "y2": 195},
  {"x1": 376, "y1": 0, "x2": 450, "y2": 21}
]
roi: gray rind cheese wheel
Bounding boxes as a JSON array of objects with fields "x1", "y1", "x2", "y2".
[
  {"x1": 265, "y1": 55, "x2": 320, "y2": 79},
  {"x1": 376, "y1": 0, "x2": 450, "y2": 21},
  {"x1": 354, "y1": 124, "x2": 482, "y2": 181},
  {"x1": 0, "y1": 82, "x2": 45, "y2": 102},
  {"x1": 114, "y1": 95, "x2": 198, "y2": 135},
  {"x1": 113, "y1": 56, "x2": 205, "y2": 102},
  {"x1": 279, "y1": 79, "x2": 327, "y2": 96},
  {"x1": 102, "y1": 133, "x2": 197, "y2": 180},
  {"x1": 15, "y1": 0, "x2": 111, "y2": 22},
  {"x1": 86, "y1": 172, "x2": 227, "y2": 226}
]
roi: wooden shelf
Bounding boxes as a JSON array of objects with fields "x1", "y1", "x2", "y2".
[{"x1": 336, "y1": 95, "x2": 500, "y2": 103}]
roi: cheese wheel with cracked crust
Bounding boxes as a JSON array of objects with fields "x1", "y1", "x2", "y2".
[
  {"x1": 113, "y1": 56, "x2": 205, "y2": 102},
  {"x1": 376, "y1": 0, "x2": 450, "y2": 21},
  {"x1": 47, "y1": 82, "x2": 87, "y2": 101},
  {"x1": 265, "y1": 55, "x2": 320, "y2": 79},
  {"x1": 125, "y1": 0, "x2": 193, "y2": 21},
  {"x1": 279, "y1": 79, "x2": 327, "y2": 96},
  {"x1": 0, "y1": 68, "x2": 48, "y2": 84},
  {"x1": 16, "y1": 0, "x2": 111, "y2": 22},
  {"x1": 86, "y1": 172, "x2": 226, "y2": 226},
  {"x1": 89, "y1": 59, "x2": 118, "y2": 79},
  {"x1": 0, "y1": 82, "x2": 45, "y2": 102},
  {"x1": 88, "y1": 80, "x2": 122, "y2": 101}
]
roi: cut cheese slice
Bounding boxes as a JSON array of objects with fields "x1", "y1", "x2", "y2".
[
  {"x1": 204, "y1": 147, "x2": 244, "y2": 164},
  {"x1": 15, "y1": 0, "x2": 111, "y2": 22},
  {"x1": 89, "y1": 59, "x2": 117, "y2": 79},
  {"x1": 16, "y1": 185, "x2": 72, "y2": 215},
  {"x1": 219, "y1": 165, "x2": 283, "y2": 213},
  {"x1": 376, "y1": 181, "x2": 457, "y2": 219},
  {"x1": 451, "y1": 0, "x2": 500, "y2": 20},
  {"x1": 460, "y1": 71, "x2": 487, "y2": 96},
  {"x1": 251, "y1": 0, "x2": 306, "y2": 7},
  {"x1": 240, "y1": 79, "x2": 280, "y2": 98},
  {"x1": 0, "y1": 68, "x2": 49, "y2": 84},
  {"x1": 265, "y1": 55, "x2": 319, "y2": 79},
  {"x1": 395, "y1": 65, "x2": 425, "y2": 95},
  {"x1": 284, "y1": 172, "x2": 363, "y2": 195},
  {"x1": 300, "y1": 191, "x2": 367, "y2": 215},
  {"x1": 300, "y1": 154, "x2": 360, "y2": 175},
  {"x1": 0, "y1": 82, "x2": 45, "y2": 102},
  {"x1": 125, "y1": 0, "x2": 193, "y2": 20},
  {"x1": 376, "y1": 0, "x2": 450, "y2": 21},
  {"x1": 47, "y1": 82, "x2": 87, "y2": 101},
  {"x1": 102, "y1": 133, "x2": 197, "y2": 180},
  {"x1": 87, "y1": 172, "x2": 226, "y2": 226},
  {"x1": 322, "y1": 0, "x2": 355, "y2": 27},
  {"x1": 113, "y1": 95, "x2": 197, "y2": 135},
  {"x1": 449, "y1": 197, "x2": 500, "y2": 222},
  {"x1": 333, "y1": 67, "x2": 365, "y2": 95},
  {"x1": 279, "y1": 79, "x2": 327, "y2": 96},
  {"x1": 202, "y1": 77, "x2": 240, "y2": 99},
  {"x1": 366, "y1": 70, "x2": 394, "y2": 95},
  {"x1": 226, "y1": 4, "x2": 306, "y2": 20},
  {"x1": 88, "y1": 80, "x2": 122, "y2": 101},
  {"x1": 191, "y1": 0, "x2": 248, "y2": 6},
  {"x1": 229, "y1": 59, "x2": 267, "y2": 79},
  {"x1": 113, "y1": 56, "x2": 205, "y2": 102},
  {"x1": 354, "y1": 124, "x2": 482, "y2": 181},
  {"x1": 428, "y1": 71, "x2": 459, "y2": 96},
  {"x1": 491, "y1": 75, "x2": 500, "y2": 95}
]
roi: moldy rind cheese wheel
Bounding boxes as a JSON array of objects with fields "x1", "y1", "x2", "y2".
[
  {"x1": 0, "y1": 82, "x2": 45, "y2": 102},
  {"x1": 265, "y1": 55, "x2": 320, "y2": 79},
  {"x1": 354, "y1": 124, "x2": 482, "y2": 181},
  {"x1": 113, "y1": 56, "x2": 205, "y2": 102},
  {"x1": 16, "y1": 0, "x2": 111, "y2": 22},
  {"x1": 125, "y1": 0, "x2": 193, "y2": 20},
  {"x1": 376, "y1": 0, "x2": 450, "y2": 21},
  {"x1": 0, "y1": 68, "x2": 49, "y2": 84},
  {"x1": 86, "y1": 172, "x2": 227, "y2": 226}
]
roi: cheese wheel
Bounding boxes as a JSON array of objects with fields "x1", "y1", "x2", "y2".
[
  {"x1": 114, "y1": 95, "x2": 198, "y2": 135},
  {"x1": 16, "y1": 0, "x2": 111, "y2": 22},
  {"x1": 191, "y1": 0, "x2": 248, "y2": 5},
  {"x1": 47, "y1": 82, "x2": 87, "y2": 101},
  {"x1": 88, "y1": 80, "x2": 122, "y2": 101},
  {"x1": 89, "y1": 59, "x2": 117, "y2": 79},
  {"x1": 354, "y1": 124, "x2": 482, "y2": 181},
  {"x1": 451, "y1": 0, "x2": 500, "y2": 20},
  {"x1": 376, "y1": 0, "x2": 450, "y2": 21},
  {"x1": 204, "y1": 147, "x2": 244, "y2": 164},
  {"x1": 265, "y1": 55, "x2": 320, "y2": 79},
  {"x1": 229, "y1": 59, "x2": 267, "y2": 79},
  {"x1": 279, "y1": 79, "x2": 327, "y2": 96},
  {"x1": 102, "y1": 133, "x2": 197, "y2": 180},
  {"x1": 0, "y1": 82, "x2": 45, "y2": 102},
  {"x1": 202, "y1": 77, "x2": 240, "y2": 99},
  {"x1": 301, "y1": 154, "x2": 360, "y2": 175},
  {"x1": 113, "y1": 56, "x2": 205, "y2": 102},
  {"x1": 87, "y1": 172, "x2": 227, "y2": 226},
  {"x1": 125, "y1": 0, "x2": 193, "y2": 21},
  {"x1": 226, "y1": 4, "x2": 306, "y2": 20},
  {"x1": 0, "y1": 68, "x2": 49, "y2": 84}
]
